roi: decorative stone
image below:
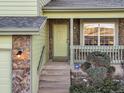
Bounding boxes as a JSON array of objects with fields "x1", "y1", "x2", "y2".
[
  {"x1": 119, "y1": 19, "x2": 124, "y2": 45},
  {"x1": 12, "y1": 36, "x2": 31, "y2": 93}
]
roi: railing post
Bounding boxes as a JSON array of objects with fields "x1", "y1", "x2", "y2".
[{"x1": 70, "y1": 18, "x2": 74, "y2": 69}]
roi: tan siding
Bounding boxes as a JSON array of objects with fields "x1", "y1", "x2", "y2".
[
  {"x1": 0, "y1": 50, "x2": 11, "y2": 93},
  {"x1": 32, "y1": 21, "x2": 49, "y2": 93},
  {"x1": 0, "y1": 0, "x2": 37, "y2": 16},
  {"x1": 0, "y1": 36, "x2": 12, "y2": 93},
  {"x1": 0, "y1": 36, "x2": 12, "y2": 49}
]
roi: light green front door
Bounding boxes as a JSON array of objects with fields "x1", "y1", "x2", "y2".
[
  {"x1": 0, "y1": 50, "x2": 11, "y2": 93},
  {"x1": 53, "y1": 24, "x2": 68, "y2": 60}
]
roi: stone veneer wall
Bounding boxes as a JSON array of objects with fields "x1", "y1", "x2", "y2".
[
  {"x1": 73, "y1": 19, "x2": 80, "y2": 45},
  {"x1": 119, "y1": 19, "x2": 124, "y2": 45},
  {"x1": 12, "y1": 36, "x2": 31, "y2": 93}
]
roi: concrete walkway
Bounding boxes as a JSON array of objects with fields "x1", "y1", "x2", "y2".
[{"x1": 38, "y1": 62, "x2": 70, "y2": 93}]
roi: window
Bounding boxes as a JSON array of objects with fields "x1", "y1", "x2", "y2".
[{"x1": 83, "y1": 23, "x2": 115, "y2": 46}]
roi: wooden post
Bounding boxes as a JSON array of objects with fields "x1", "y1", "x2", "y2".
[{"x1": 70, "y1": 18, "x2": 74, "y2": 69}]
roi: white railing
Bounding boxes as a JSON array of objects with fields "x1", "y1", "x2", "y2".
[{"x1": 71, "y1": 46, "x2": 124, "y2": 64}]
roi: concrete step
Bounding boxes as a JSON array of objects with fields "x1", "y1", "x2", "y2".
[
  {"x1": 43, "y1": 66, "x2": 70, "y2": 70},
  {"x1": 38, "y1": 62, "x2": 70, "y2": 93},
  {"x1": 39, "y1": 79, "x2": 70, "y2": 84},
  {"x1": 39, "y1": 84, "x2": 70, "y2": 89},
  {"x1": 46, "y1": 62, "x2": 69, "y2": 65},
  {"x1": 38, "y1": 88, "x2": 69, "y2": 93},
  {"x1": 39, "y1": 81, "x2": 70, "y2": 88},
  {"x1": 40, "y1": 75, "x2": 70, "y2": 82},
  {"x1": 39, "y1": 80, "x2": 70, "y2": 85},
  {"x1": 41, "y1": 70, "x2": 70, "y2": 76},
  {"x1": 43, "y1": 62, "x2": 70, "y2": 70}
]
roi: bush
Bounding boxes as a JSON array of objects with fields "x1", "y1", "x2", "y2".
[
  {"x1": 80, "y1": 62, "x2": 91, "y2": 71},
  {"x1": 86, "y1": 51, "x2": 111, "y2": 67},
  {"x1": 71, "y1": 51, "x2": 124, "y2": 93},
  {"x1": 70, "y1": 85, "x2": 101, "y2": 93},
  {"x1": 70, "y1": 79, "x2": 123, "y2": 93},
  {"x1": 86, "y1": 67, "x2": 107, "y2": 84}
]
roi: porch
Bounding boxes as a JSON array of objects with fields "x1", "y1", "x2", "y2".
[
  {"x1": 70, "y1": 19, "x2": 124, "y2": 68},
  {"x1": 48, "y1": 18, "x2": 124, "y2": 68}
]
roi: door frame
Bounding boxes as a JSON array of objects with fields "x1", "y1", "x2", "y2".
[{"x1": 49, "y1": 19, "x2": 70, "y2": 62}]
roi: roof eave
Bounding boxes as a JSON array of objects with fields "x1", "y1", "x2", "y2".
[
  {"x1": 43, "y1": 7, "x2": 124, "y2": 12},
  {"x1": 0, "y1": 28, "x2": 39, "y2": 35}
]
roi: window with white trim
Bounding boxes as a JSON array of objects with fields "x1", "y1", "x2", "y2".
[{"x1": 83, "y1": 23, "x2": 115, "y2": 46}]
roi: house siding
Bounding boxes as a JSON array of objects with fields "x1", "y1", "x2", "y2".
[
  {"x1": 0, "y1": 50, "x2": 11, "y2": 93},
  {"x1": 32, "y1": 21, "x2": 49, "y2": 93},
  {"x1": 0, "y1": 36, "x2": 12, "y2": 93},
  {"x1": 0, "y1": 0, "x2": 38, "y2": 16},
  {"x1": 0, "y1": 36, "x2": 12, "y2": 49}
]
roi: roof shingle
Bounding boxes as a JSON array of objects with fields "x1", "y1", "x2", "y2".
[
  {"x1": 44, "y1": 0, "x2": 124, "y2": 9},
  {"x1": 0, "y1": 16, "x2": 46, "y2": 28}
]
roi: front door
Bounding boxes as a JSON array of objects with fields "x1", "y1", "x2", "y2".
[{"x1": 53, "y1": 24, "x2": 68, "y2": 61}]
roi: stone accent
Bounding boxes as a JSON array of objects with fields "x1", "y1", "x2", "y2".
[
  {"x1": 119, "y1": 19, "x2": 124, "y2": 45},
  {"x1": 73, "y1": 19, "x2": 80, "y2": 45},
  {"x1": 12, "y1": 36, "x2": 31, "y2": 93}
]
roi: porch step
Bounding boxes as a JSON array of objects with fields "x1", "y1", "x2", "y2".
[
  {"x1": 39, "y1": 80, "x2": 70, "y2": 85},
  {"x1": 41, "y1": 69, "x2": 70, "y2": 76},
  {"x1": 38, "y1": 62, "x2": 70, "y2": 93},
  {"x1": 43, "y1": 64, "x2": 70, "y2": 70},
  {"x1": 38, "y1": 88, "x2": 69, "y2": 93},
  {"x1": 40, "y1": 76, "x2": 70, "y2": 83},
  {"x1": 39, "y1": 82, "x2": 70, "y2": 88}
]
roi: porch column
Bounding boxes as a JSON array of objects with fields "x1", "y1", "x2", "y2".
[{"x1": 70, "y1": 18, "x2": 74, "y2": 69}]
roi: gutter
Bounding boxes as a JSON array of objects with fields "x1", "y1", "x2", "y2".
[{"x1": 43, "y1": 7, "x2": 124, "y2": 12}]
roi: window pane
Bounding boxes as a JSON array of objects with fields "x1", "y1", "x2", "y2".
[
  {"x1": 83, "y1": 23, "x2": 115, "y2": 46},
  {"x1": 84, "y1": 24, "x2": 98, "y2": 36},
  {"x1": 100, "y1": 24, "x2": 114, "y2": 36},
  {"x1": 100, "y1": 36, "x2": 114, "y2": 45},
  {"x1": 85, "y1": 36, "x2": 98, "y2": 45}
]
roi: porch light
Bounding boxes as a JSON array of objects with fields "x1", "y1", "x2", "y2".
[{"x1": 16, "y1": 48, "x2": 24, "y2": 58}]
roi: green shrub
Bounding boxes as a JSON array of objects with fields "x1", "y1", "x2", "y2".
[
  {"x1": 70, "y1": 51, "x2": 124, "y2": 93},
  {"x1": 86, "y1": 51, "x2": 111, "y2": 67},
  {"x1": 86, "y1": 67, "x2": 107, "y2": 84},
  {"x1": 80, "y1": 62, "x2": 91, "y2": 71},
  {"x1": 70, "y1": 79, "x2": 123, "y2": 93},
  {"x1": 70, "y1": 85, "x2": 100, "y2": 93},
  {"x1": 98, "y1": 78, "x2": 121, "y2": 93}
]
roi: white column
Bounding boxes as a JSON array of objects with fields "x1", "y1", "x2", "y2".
[{"x1": 70, "y1": 18, "x2": 74, "y2": 69}]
